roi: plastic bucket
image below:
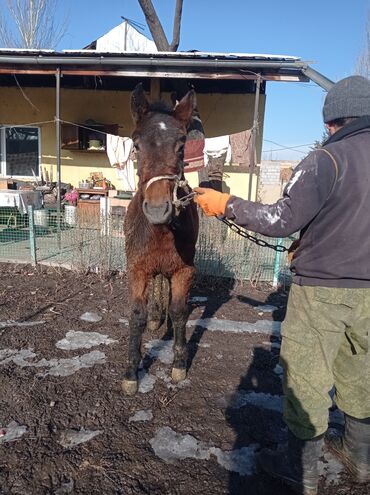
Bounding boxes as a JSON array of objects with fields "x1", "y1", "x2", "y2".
[
  {"x1": 33, "y1": 209, "x2": 49, "y2": 228},
  {"x1": 64, "y1": 205, "x2": 77, "y2": 226}
]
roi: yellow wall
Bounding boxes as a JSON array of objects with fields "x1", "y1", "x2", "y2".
[{"x1": 0, "y1": 86, "x2": 264, "y2": 199}]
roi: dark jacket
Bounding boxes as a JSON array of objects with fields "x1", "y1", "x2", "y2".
[{"x1": 224, "y1": 116, "x2": 370, "y2": 288}]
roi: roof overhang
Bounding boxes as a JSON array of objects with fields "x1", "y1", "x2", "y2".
[{"x1": 0, "y1": 49, "x2": 334, "y2": 89}]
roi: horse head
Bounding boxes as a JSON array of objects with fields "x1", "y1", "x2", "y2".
[{"x1": 131, "y1": 83, "x2": 196, "y2": 225}]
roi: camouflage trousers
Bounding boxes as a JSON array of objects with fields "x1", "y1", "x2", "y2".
[{"x1": 280, "y1": 284, "x2": 370, "y2": 440}]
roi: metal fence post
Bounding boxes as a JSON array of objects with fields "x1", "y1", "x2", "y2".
[
  {"x1": 272, "y1": 238, "x2": 282, "y2": 287},
  {"x1": 28, "y1": 205, "x2": 37, "y2": 266}
]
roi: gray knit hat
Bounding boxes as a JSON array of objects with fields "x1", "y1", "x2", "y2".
[{"x1": 323, "y1": 75, "x2": 370, "y2": 123}]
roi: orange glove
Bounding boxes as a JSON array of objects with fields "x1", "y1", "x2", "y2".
[
  {"x1": 193, "y1": 187, "x2": 231, "y2": 217},
  {"x1": 287, "y1": 239, "x2": 300, "y2": 263}
]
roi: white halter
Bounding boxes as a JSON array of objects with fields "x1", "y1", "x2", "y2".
[{"x1": 144, "y1": 174, "x2": 195, "y2": 213}]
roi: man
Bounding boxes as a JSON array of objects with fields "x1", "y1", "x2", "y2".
[{"x1": 194, "y1": 75, "x2": 370, "y2": 495}]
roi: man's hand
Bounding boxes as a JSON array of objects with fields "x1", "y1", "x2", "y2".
[{"x1": 193, "y1": 187, "x2": 231, "y2": 217}]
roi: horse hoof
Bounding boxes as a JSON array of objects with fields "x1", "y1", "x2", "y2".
[
  {"x1": 147, "y1": 320, "x2": 161, "y2": 332},
  {"x1": 172, "y1": 368, "x2": 186, "y2": 383},
  {"x1": 121, "y1": 379, "x2": 138, "y2": 395}
]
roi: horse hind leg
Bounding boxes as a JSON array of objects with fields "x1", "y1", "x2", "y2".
[
  {"x1": 122, "y1": 272, "x2": 148, "y2": 396},
  {"x1": 169, "y1": 266, "x2": 195, "y2": 383},
  {"x1": 147, "y1": 274, "x2": 169, "y2": 332}
]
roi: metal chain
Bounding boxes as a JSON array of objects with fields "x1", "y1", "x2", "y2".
[{"x1": 219, "y1": 218, "x2": 289, "y2": 253}]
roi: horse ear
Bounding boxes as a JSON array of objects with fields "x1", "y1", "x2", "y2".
[
  {"x1": 131, "y1": 83, "x2": 150, "y2": 124},
  {"x1": 173, "y1": 90, "x2": 196, "y2": 125}
]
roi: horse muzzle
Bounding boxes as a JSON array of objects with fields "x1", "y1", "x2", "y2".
[{"x1": 142, "y1": 199, "x2": 173, "y2": 225}]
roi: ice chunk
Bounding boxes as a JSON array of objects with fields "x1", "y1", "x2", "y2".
[
  {"x1": 80, "y1": 312, "x2": 102, "y2": 323},
  {"x1": 39, "y1": 351, "x2": 106, "y2": 377},
  {"x1": 254, "y1": 305, "x2": 278, "y2": 313},
  {"x1": 189, "y1": 296, "x2": 208, "y2": 303},
  {"x1": 0, "y1": 421, "x2": 27, "y2": 443},
  {"x1": 59, "y1": 428, "x2": 102, "y2": 448},
  {"x1": 210, "y1": 445, "x2": 258, "y2": 476},
  {"x1": 187, "y1": 317, "x2": 281, "y2": 336},
  {"x1": 129, "y1": 410, "x2": 153, "y2": 422},
  {"x1": 144, "y1": 339, "x2": 174, "y2": 365},
  {"x1": 150, "y1": 427, "x2": 210, "y2": 463},
  {"x1": 56, "y1": 331, "x2": 117, "y2": 350},
  {"x1": 138, "y1": 370, "x2": 157, "y2": 393},
  {"x1": 0, "y1": 348, "x2": 37, "y2": 367},
  {"x1": 0, "y1": 320, "x2": 45, "y2": 328}
]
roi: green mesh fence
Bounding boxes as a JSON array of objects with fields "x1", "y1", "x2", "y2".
[{"x1": 0, "y1": 205, "x2": 294, "y2": 285}]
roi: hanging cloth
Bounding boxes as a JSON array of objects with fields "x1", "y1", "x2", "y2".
[
  {"x1": 229, "y1": 129, "x2": 252, "y2": 168},
  {"x1": 106, "y1": 134, "x2": 136, "y2": 191}
]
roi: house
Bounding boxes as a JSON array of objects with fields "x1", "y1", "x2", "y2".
[{"x1": 0, "y1": 21, "x2": 333, "y2": 205}]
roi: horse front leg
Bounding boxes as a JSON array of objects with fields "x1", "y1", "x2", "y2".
[
  {"x1": 169, "y1": 265, "x2": 195, "y2": 383},
  {"x1": 122, "y1": 270, "x2": 148, "y2": 396}
]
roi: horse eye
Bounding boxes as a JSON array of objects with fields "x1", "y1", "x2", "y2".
[{"x1": 134, "y1": 143, "x2": 140, "y2": 152}]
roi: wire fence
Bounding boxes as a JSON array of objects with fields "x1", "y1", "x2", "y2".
[{"x1": 0, "y1": 205, "x2": 293, "y2": 286}]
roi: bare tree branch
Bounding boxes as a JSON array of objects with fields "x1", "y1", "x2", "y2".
[
  {"x1": 170, "y1": 0, "x2": 183, "y2": 51},
  {"x1": 138, "y1": 0, "x2": 184, "y2": 52},
  {"x1": 137, "y1": 0, "x2": 170, "y2": 51},
  {"x1": 0, "y1": 0, "x2": 68, "y2": 49},
  {"x1": 355, "y1": 12, "x2": 370, "y2": 78}
]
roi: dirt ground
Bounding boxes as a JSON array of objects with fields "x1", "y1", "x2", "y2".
[{"x1": 0, "y1": 263, "x2": 368, "y2": 495}]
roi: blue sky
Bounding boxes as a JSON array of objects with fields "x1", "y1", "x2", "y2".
[{"x1": 6, "y1": 0, "x2": 370, "y2": 160}]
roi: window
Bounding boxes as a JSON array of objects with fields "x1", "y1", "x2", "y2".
[{"x1": 0, "y1": 126, "x2": 40, "y2": 177}]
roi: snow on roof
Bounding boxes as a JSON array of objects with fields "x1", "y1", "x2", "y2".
[{"x1": 0, "y1": 47, "x2": 300, "y2": 62}]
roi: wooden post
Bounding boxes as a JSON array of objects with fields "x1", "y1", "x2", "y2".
[
  {"x1": 150, "y1": 78, "x2": 161, "y2": 100},
  {"x1": 55, "y1": 68, "x2": 62, "y2": 249},
  {"x1": 248, "y1": 75, "x2": 261, "y2": 201}
]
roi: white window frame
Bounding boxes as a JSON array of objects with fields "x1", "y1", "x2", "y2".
[{"x1": 0, "y1": 125, "x2": 41, "y2": 179}]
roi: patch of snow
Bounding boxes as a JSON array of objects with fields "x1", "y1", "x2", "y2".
[
  {"x1": 129, "y1": 409, "x2": 153, "y2": 422},
  {"x1": 0, "y1": 347, "x2": 106, "y2": 376},
  {"x1": 0, "y1": 348, "x2": 37, "y2": 367},
  {"x1": 254, "y1": 305, "x2": 278, "y2": 313},
  {"x1": 319, "y1": 450, "x2": 343, "y2": 485},
  {"x1": 155, "y1": 368, "x2": 190, "y2": 389},
  {"x1": 167, "y1": 378, "x2": 191, "y2": 390},
  {"x1": 150, "y1": 427, "x2": 210, "y2": 463},
  {"x1": 216, "y1": 353, "x2": 223, "y2": 360},
  {"x1": 55, "y1": 331, "x2": 117, "y2": 350},
  {"x1": 229, "y1": 391, "x2": 283, "y2": 413},
  {"x1": 138, "y1": 369, "x2": 157, "y2": 393},
  {"x1": 187, "y1": 318, "x2": 281, "y2": 336},
  {"x1": 197, "y1": 343, "x2": 210, "y2": 348},
  {"x1": 0, "y1": 320, "x2": 45, "y2": 328},
  {"x1": 0, "y1": 421, "x2": 27, "y2": 443},
  {"x1": 58, "y1": 428, "x2": 102, "y2": 448},
  {"x1": 38, "y1": 351, "x2": 107, "y2": 377},
  {"x1": 144, "y1": 339, "x2": 174, "y2": 365},
  {"x1": 80, "y1": 312, "x2": 102, "y2": 323},
  {"x1": 210, "y1": 445, "x2": 258, "y2": 476},
  {"x1": 122, "y1": 317, "x2": 281, "y2": 336},
  {"x1": 150, "y1": 427, "x2": 259, "y2": 475},
  {"x1": 189, "y1": 296, "x2": 208, "y2": 303}
]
